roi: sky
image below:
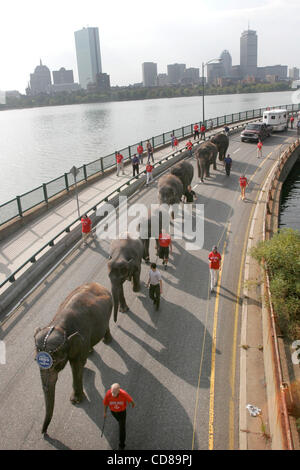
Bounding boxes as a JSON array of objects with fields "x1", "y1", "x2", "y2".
[{"x1": 1, "y1": 0, "x2": 299, "y2": 93}]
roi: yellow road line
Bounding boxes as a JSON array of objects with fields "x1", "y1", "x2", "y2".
[{"x1": 208, "y1": 229, "x2": 230, "y2": 450}]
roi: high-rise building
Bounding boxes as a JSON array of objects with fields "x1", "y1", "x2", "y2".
[
  {"x1": 207, "y1": 62, "x2": 225, "y2": 85},
  {"x1": 52, "y1": 67, "x2": 74, "y2": 85},
  {"x1": 28, "y1": 60, "x2": 52, "y2": 95},
  {"x1": 182, "y1": 68, "x2": 200, "y2": 85},
  {"x1": 240, "y1": 29, "x2": 258, "y2": 78},
  {"x1": 257, "y1": 65, "x2": 288, "y2": 80},
  {"x1": 220, "y1": 50, "x2": 232, "y2": 77},
  {"x1": 142, "y1": 62, "x2": 158, "y2": 87},
  {"x1": 74, "y1": 27, "x2": 102, "y2": 89},
  {"x1": 167, "y1": 63, "x2": 186, "y2": 85},
  {"x1": 289, "y1": 67, "x2": 299, "y2": 80}
]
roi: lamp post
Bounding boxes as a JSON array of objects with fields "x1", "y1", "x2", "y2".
[
  {"x1": 202, "y1": 58, "x2": 221, "y2": 126},
  {"x1": 69, "y1": 165, "x2": 81, "y2": 219}
]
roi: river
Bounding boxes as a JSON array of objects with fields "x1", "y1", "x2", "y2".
[
  {"x1": 279, "y1": 159, "x2": 300, "y2": 232},
  {"x1": 0, "y1": 89, "x2": 297, "y2": 204}
]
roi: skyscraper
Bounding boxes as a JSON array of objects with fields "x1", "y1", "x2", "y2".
[
  {"x1": 240, "y1": 29, "x2": 258, "y2": 78},
  {"x1": 220, "y1": 50, "x2": 232, "y2": 77},
  {"x1": 74, "y1": 27, "x2": 102, "y2": 89},
  {"x1": 142, "y1": 62, "x2": 158, "y2": 87},
  {"x1": 167, "y1": 63, "x2": 186, "y2": 85},
  {"x1": 29, "y1": 60, "x2": 52, "y2": 95}
]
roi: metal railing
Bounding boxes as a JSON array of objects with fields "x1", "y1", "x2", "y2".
[{"x1": 1, "y1": 101, "x2": 299, "y2": 227}]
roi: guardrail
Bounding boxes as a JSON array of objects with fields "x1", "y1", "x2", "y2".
[
  {"x1": 262, "y1": 138, "x2": 300, "y2": 449},
  {"x1": 1, "y1": 101, "x2": 299, "y2": 227}
]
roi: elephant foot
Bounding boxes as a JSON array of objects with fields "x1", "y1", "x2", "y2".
[
  {"x1": 103, "y1": 332, "x2": 113, "y2": 344},
  {"x1": 70, "y1": 392, "x2": 85, "y2": 405},
  {"x1": 133, "y1": 284, "x2": 141, "y2": 293},
  {"x1": 119, "y1": 305, "x2": 129, "y2": 313}
]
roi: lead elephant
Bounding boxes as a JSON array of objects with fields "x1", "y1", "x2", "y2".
[
  {"x1": 210, "y1": 133, "x2": 229, "y2": 162},
  {"x1": 34, "y1": 282, "x2": 113, "y2": 435},
  {"x1": 170, "y1": 161, "x2": 194, "y2": 193},
  {"x1": 158, "y1": 174, "x2": 184, "y2": 206},
  {"x1": 194, "y1": 141, "x2": 218, "y2": 182},
  {"x1": 108, "y1": 234, "x2": 144, "y2": 322}
]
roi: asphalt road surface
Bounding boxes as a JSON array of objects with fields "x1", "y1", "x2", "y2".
[{"x1": 0, "y1": 129, "x2": 295, "y2": 450}]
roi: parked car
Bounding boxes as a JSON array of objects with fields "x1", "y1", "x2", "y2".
[{"x1": 240, "y1": 122, "x2": 272, "y2": 142}]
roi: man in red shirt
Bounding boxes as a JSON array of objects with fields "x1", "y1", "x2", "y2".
[
  {"x1": 239, "y1": 174, "x2": 248, "y2": 201},
  {"x1": 157, "y1": 231, "x2": 172, "y2": 270},
  {"x1": 137, "y1": 143, "x2": 144, "y2": 164},
  {"x1": 208, "y1": 245, "x2": 221, "y2": 293},
  {"x1": 103, "y1": 383, "x2": 135, "y2": 450},
  {"x1": 194, "y1": 123, "x2": 199, "y2": 140},
  {"x1": 200, "y1": 124, "x2": 206, "y2": 140},
  {"x1": 146, "y1": 162, "x2": 154, "y2": 186},
  {"x1": 81, "y1": 214, "x2": 93, "y2": 246},
  {"x1": 116, "y1": 151, "x2": 125, "y2": 176},
  {"x1": 186, "y1": 140, "x2": 193, "y2": 157},
  {"x1": 290, "y1": 115, "x2": 295, "y2": 129},
  {"x1": 257, "y1": 139, "x2": 263, "y2": 158}
]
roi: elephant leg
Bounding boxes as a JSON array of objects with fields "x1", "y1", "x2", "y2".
[
  {"x1": 213, "y1": 156, "x2": 217, "y2": 170},
  {"x1": 205, "y1": 161, "x2": 210, "y2": 178},
  {"x1": 198, "y1": 160, "x2": 204, "y2": 182},
  {"x1": 143, "y1": 239, "x2": 150, "y2": 263},
  {"x1": 132, "y1": 267, "x2": 141, "y2": 292},
  {"x1": 119, "y1": 284, "x2": 129, "y2": 312},
  {"x1": 103, "y1": 327, "x2": 113, "y2": 344},
  {"x1": 69, "y1": 358, "x2": 86, "y2": 404}
]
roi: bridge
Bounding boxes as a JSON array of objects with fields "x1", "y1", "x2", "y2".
[{"x1": 0, "y1": 118, "x2": 299, "y2": 450}]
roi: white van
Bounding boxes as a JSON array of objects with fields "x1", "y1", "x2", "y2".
[{"x1": 263, "y1": 109, "x2": 287, "y2": 131}]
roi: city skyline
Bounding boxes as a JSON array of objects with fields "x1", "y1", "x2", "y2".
[{"x1": 1, "y1": 0, "x2": 300, "y2": 93}]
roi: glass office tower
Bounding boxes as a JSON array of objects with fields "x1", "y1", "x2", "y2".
[
  {"x1": 240, "y1": 29, "x2": 258, "y2": 78},
  {"x1": 74, "y1": 27, "x2": 102, "y2": 89}
]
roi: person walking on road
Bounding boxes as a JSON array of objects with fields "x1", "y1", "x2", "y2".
[
  {"x1": 200, "y1": 124, "x2": 206, "y2": 140},
  {"x1": 81, "y1": 213, "x2": 94, "y2": 246},
  {"x1": 146, "y1": 140, "x2": 154, "y2": 163},
  {"x1": 137, "y1": 143, "x2": 144, "y2": 164},
  {"x1": 131, "y1": 154, "x2": 139, "y2": 177},
  {"x1": 146, "y1": 162, "x2": 154, "y2": 186},
  {"x1": 208, "y1": 245, "x2": 221, "y2": 293},
  {"x1": 158, "y1": 231, "x2": 172, "y2": 270},
  {"x1": 193, "y1": 123, "x2": 199, "y2": 140},
  {"x1": 186, "y1": 140, "x2": 193, "y2": 157},
  {"x1": 116, "y1": 151, "x2": 125, "y2": 176},
  {"x1": 257, "y1": 139, "x2": 263, "y2": 158},
  {"x1": 290, "y1": 115, "x2": 295, "y2": 129},
  {"x1": 239, "y1": 174, "x2": 248, "y2": 201},
  {"x1": 103, "y1": 383, "x2": 135, "y2": 450},
  {"x1": 146, "y1": 263, "x2": 163, "y2": 310},
  {"x1": 224, "y1": 154, "x2": 232, "y2": 176}
]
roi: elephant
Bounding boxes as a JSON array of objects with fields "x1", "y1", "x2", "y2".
[
  {"x1": 210, "y1": 133, "x2": 229, "y2": 162},
  {"x1": 108, "y1": 233, "x2": 144, "y2": 323},
  {"x1": 170, "y1": 160, "x2": 194, "y2": 194},
  {"x1": 194, "y1": 141, "x2": 218, "y2": 182},
  {"x1": 139, "y1": 206, "x2": 171, "y2": 262},
  {"x1": 34, "y1": 282, "x2": 113, "y2": 435},
  {"x1": 158, "y1": 174, "x2": 184, "y2": 206}
]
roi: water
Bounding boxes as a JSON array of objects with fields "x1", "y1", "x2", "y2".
[
  {"x1": 279, "y1": 159, "x2": 300, "y2": 231},
  {"x1": 0, "y1": 89, "x2": 296, "y2": 204}
]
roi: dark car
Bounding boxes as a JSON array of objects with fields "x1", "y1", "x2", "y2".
[{"x1": 240, "y1": 122, "x2": 272, "y2": 142}]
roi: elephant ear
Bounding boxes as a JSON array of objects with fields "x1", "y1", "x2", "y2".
[{"x1": 67, "y1": 332, "x2": 84, "y2": 358}]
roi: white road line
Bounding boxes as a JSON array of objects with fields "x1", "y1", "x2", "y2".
[{"x1": 233, "y1": 148, "x2": 240, "y2": 154}]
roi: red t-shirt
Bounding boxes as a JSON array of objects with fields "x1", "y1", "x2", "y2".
[
  {"x1": 208, "y1": 251, "x2": 221, "y2": 269},
  {"x1": 174, "y1": 138, "x2": 178, "y2": 146},
  {"x1": 187, "y1": 141, "x2": 193, "y2": 150},
  {"x1": 257, "y1": 142, "x2": 262, "y2": 150},
  {"x1": 137, "y1": 145, "x2": 143, "y2": 155},
  {"x1": 116, "y1": 153, "x2": 123, "y2": 164},
  {"x1": 240, "y1": 176, "x2": 248, "y2": 187},
  {"x1": 146, "y1": 164, "x2": 153, "y2": 173},
  {"x1": 201, "y1": 126, "x2": 206, "y2": 132},
  {"x1": 194, "y1": 124, "x2": 199, "y2": 131},
  {"x1": 291, "y1": 117, "x2": 294, "y2": 122},
  {"x1": 81, "y1": 217, "x2": 92, "y2": 233},
  {"x1": 159, "y1": 233, "x2": 171, "y2": 247},
  {"x1": 103, "y1": 389, "x2": 133, "y2": 412}
]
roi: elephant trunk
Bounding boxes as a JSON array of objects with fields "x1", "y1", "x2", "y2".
[
  {"x1": 40, "y1": 368, "x2": 58, "y2": 434},
  {"x1": 112, "y1": 285, "x2": 120, "y2": 323}
]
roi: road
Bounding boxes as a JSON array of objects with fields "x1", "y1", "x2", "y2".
[{"x1": 0, "y1": 129, "x2": 295, "y2": 450}]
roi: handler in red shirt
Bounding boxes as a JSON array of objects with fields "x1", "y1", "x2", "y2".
[
  {"x1": 257, "y1": 140, "x2": 263, "y2": 158},
  {"x1": 146, "y1": 162, "x2": 154, "y2": 185},
  {"x1": 208, "y1": 245, "x2": 221, "y2": 293},
  {"x1": 81, "y1": 214, "x2": 93, "y2": 245},
  {"x1": 239, "y1": 174, "x2": 248, "y2": 201},
  {"x1": 137, "y1": 143, "x2": 144, "y2": 164},
  {"x1": 116, "y1": 151, "x2": 124, "y2": 176},
  {"x1": 194, "y1": 124, "x2": 199, "y2": 140},
  {"x1": 103, "y1": 383, "x2": 135, "y2": 450},
  {"x1": 157, "y1": 232, "x2": 172, "y2": 269},
  {"x1": 200, "y1": 125, "x2": 206, "y2": 140},
  {"x1": 290, "y1": 115, "x2": 295, "y2": 129}
]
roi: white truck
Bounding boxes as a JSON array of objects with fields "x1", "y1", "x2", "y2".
[{"x1": 263, "y1": 109, "x2": 287, "y2": 131}]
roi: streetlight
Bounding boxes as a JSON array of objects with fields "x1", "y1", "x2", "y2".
[
  {"x1": 202, "y1": 58, "x2": 222, "y2": 126},
  {"x1": 69, "y1": 165, "x2": 81, "y2": 219}
]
